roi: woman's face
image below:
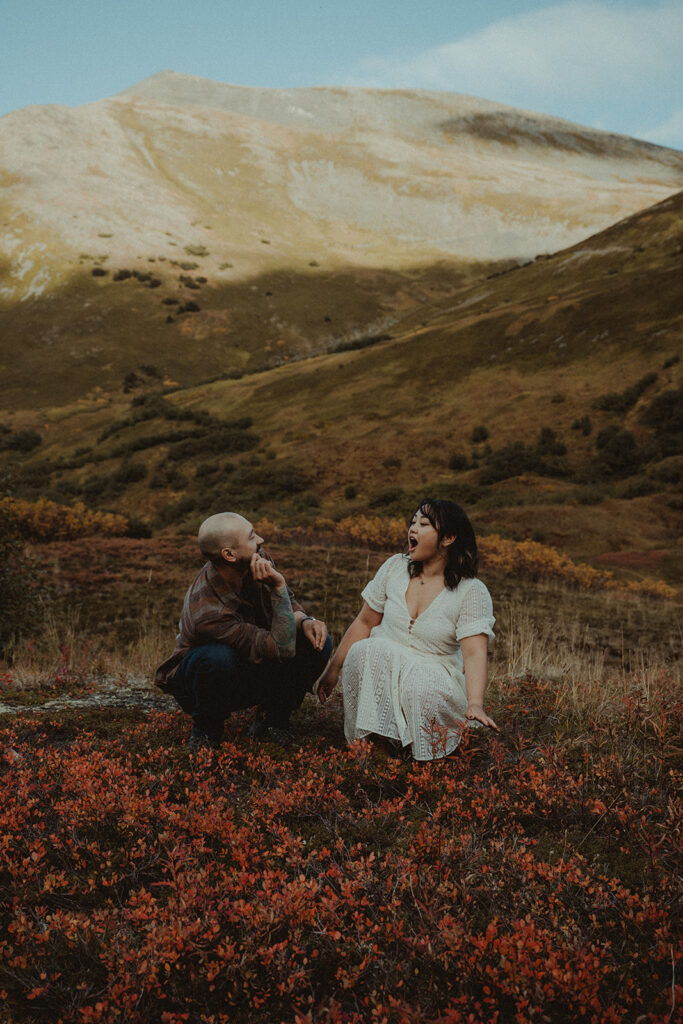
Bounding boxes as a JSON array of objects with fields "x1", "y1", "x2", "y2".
[{"x1": 408, "y1": 509, "x2": 442, "y2": 562}]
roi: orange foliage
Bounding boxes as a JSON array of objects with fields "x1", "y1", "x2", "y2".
[
  {"x1": 0, "y1": 497, "x2": 128, "y2": 541},
  {"x1": 308, "y1": 517, "x2": 676, "y2": 600}
]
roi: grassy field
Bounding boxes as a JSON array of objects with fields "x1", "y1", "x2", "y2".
[{"x1": 0, "y1": 534, "x2": 680, "y2": 1022}]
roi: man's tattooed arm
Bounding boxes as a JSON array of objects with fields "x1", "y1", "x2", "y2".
[{"x1": 270, "y1": 586, "x2": 297, "y2": 658}]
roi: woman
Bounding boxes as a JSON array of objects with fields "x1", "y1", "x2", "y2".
[{"x1": 318, "y1": 498, "x2": 498, "y2": 761}]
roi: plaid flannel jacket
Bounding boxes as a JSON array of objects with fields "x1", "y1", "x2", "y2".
[{"x1": 155, "y1": 553, "x2": 304, "y2": 690}]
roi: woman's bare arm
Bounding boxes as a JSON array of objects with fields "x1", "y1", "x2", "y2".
[
  {"x1": 460, "y1": 633, "x2": 498, "y2": 730},
  {"x1": 317, "y1": 602, "x2": 383, "y2": 704}
]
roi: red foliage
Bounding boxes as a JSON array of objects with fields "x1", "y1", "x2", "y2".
[{"x1": 0, "y1": 685, "x2": 679, "y2": 1023}]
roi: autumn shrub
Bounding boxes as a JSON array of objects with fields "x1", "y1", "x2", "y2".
[
  {"x1": 0, "y1": 497, "x2": 129, "y2": 541},
  {"x1": 311, "y1": 517, "x2": 676, "y2": 599}
]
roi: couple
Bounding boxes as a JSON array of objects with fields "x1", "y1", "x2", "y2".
[{"x1": 155, "y1": 499, "x2": 497, "y2": 760}]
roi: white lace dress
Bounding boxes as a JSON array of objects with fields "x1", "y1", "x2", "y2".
[{"x1": 342, "y1": 554, "x2": 495, "y2": 761}]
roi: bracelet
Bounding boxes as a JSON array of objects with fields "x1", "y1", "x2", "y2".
[{"x1": 301, "y1": 616, "x2": 316, "y2": 625}]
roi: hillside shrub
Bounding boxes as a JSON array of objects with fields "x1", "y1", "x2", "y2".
[
  {"x1": 228, "y1": 463, "x2": 310, "y2": 500},
  {"x1": 111, "y1": 461, "x2": 147, "y2": 486},
  {"x1": 165, "y1": 426, "x2": 259, "y2": 462},
  {"x1": 480, "y1": 443, "x2": 544, "y2": 484},
  {"x1": 571, "y1": 415, "x2": 592, "y2": 435},
  {"x1": 448, "y1": 453, "x2": 469, "y2": 471},
  {"x1": 109, "y1": 429, "x2": 196, "y2": 457},
  {"x1": 369, "y1": 487, "x2": 406, "y2": 510},
  {"x1": 344, "y1": 485, "x2": 357, "y2": 500},
  {"x1": 471, "y1": 425, "x2": 489, "y2": 443},
  {"x1": 183, "y1": 244, "x2": 209, "y2": 257},
  {"x1": 149, "y1": 465, "x2": 188, "y2": 490},
  {"x1": 617, "y1": 476, "x2": 659, "y2": 499},
  {"x1": 178, "y1": 301, "x2": 201, "y2": 314},
  {"x1": 640, "y1": 385, "x2": 683, "y2": 446},
  {"x1": 113, "y1": 269, "x2": 132, "y2": 281},
  {"x1": 3, "y1": 429, "x2": 42, "y2": 452},
  {"x1": 648, "y1": 458, "x2": 682, "y2": 485},
  {"x1": 594, "y1": 425, "x2": 642, "y2": 476},
  {"x1": 91, "y1": 267, "x2": 107, "y2": 277},
  {"x1": 536, "y1": 427, "x2": 567, "y2": 457},
  {"x1": 593, "y1": 372, "x2": 658, "y2": 414},
  {"x1": 480, "y1": 428, "x2": 569, "y2": 484},
  {"x1": 155, "y1": 495, "x2": 197, "y2": 526}
]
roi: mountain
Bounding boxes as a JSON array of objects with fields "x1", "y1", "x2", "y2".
[{"x1": 1, "y1": 72, "x2": 682, "y2": 407}]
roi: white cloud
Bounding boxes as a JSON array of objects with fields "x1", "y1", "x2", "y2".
[{"x1": 349, "y1": 2, "x2": 683, "y2": 141}]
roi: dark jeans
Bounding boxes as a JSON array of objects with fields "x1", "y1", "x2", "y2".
[{"x1": 168, "y1": 633, "x2": 332, "y2": 743}]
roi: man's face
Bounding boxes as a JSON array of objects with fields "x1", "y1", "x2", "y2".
[{"x1": 225, "y1": 518, "x2": 264, "y2": 565}]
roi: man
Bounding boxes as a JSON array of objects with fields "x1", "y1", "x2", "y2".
[{"x1": 155, "y1": 512, "x2": 331, "y2": 750}]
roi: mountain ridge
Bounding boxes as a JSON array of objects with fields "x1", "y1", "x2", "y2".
[{"x1": 1, "y1": 73, "x2": 682, "y2": 407}]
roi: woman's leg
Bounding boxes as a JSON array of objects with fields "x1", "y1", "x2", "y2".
[{"x1": 400, "y1": 665, "x2": 468, "y2": 761}]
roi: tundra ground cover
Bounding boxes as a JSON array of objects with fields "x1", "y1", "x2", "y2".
[
  {"x1": 0, "y1": 678, "x2": 679, "y2": 1024},
  {"x1": 0, "y1": 535, "x2": 680, "y2": 1022}
]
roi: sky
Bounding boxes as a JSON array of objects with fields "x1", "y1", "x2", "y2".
[{"x1": 1, "y1": 0, "x2": 681, "y2": 149}]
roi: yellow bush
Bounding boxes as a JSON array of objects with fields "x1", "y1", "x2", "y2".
[
  {"x1": 306, "y1": 516, "x2": 676, "y2": 601},
  {"x1": 0, "y1": 497, "x2": 129, "y2": 541}
]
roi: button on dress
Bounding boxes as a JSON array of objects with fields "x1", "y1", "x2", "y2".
[{"x1": 342, "y1": 554, "x2": 495, "y2": 761}]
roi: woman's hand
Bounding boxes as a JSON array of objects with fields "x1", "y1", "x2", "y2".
[
  {"x1": 465, "y1": 703, "x2": 499, "y2": 730},
  {"x1": 302, "y1": 617, "x2": 328, "y2": 651},
  {"x1": 316, "y1": 663, "x2": 339, "y2": 705}
]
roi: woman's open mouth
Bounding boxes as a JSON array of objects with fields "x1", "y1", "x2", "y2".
[{"x1": 408, "y1": 537, "x2": 418, "y2": 553}]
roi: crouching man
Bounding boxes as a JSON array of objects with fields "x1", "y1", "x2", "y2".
[{"x1": 155, "y1": 512, "x2": 331, "y2": 750}]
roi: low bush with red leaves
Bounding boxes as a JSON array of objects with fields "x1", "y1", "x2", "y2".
[{"x1": 0, "y1": 676, "x2": 679, "y2": 1024}]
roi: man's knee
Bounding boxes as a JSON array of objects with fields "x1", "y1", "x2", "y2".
[{"x1": 184, "y1": 643, "x2": 241, "y2": 680}]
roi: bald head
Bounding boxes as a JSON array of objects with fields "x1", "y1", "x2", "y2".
[{"x1": 198, "y1": 512, "x2": 251, "y2": 564}]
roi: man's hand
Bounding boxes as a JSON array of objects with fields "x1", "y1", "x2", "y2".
[
  {"x1": 302, "y1": 617, "x2": 328, "y2": 652},
  {"x1": 316, "y1": 663, "x2": 339, "y2": 705},
  {"x1": 250, "y1": 552, "x2": 286, "y2": 589}
]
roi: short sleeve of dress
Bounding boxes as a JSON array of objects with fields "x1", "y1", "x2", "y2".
[
  {"x1": 456, "y1": 579, "x2": 495, "y2": 641},
  {"x1": 361, "y1": 554, "x2": 404, "y2": 614}
]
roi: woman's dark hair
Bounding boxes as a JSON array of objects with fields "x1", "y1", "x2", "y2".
[{"x1": 407, "y1": 497, "x2": 479, "y2": 589}]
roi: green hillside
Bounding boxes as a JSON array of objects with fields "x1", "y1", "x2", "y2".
[{"x1": 2, "y1": 193, "x2": 681, "y2": 586}]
